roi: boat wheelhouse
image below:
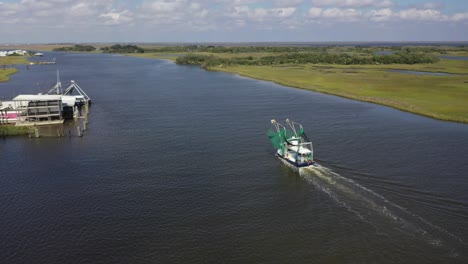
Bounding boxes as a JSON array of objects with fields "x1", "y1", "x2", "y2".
[{"x1": 268, "y1": 119, "x2": 317, "y2": 169}]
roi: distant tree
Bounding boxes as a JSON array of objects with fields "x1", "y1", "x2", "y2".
[{"x1": 102, "y1": 44, "x2": 144, "y2": 53}]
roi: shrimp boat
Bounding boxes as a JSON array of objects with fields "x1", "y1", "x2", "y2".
[{"x1": 267, "y1": 119, "x2": 318, "y2": 169}]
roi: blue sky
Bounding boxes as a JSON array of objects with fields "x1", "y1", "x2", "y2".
[{"x1": 0, "y1": 0, "x2": 467, "y2": 43}]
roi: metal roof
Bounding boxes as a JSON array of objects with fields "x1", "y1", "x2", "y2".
[{"x1": 13, "y1": 94, "x2": 62, "y2": 101}]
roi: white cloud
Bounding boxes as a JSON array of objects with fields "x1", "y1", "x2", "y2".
[
  {"x1": 322, "y1": 8, "x2": 361, "y2": 21},
  {"x1": 138, "y1": 0, "x2": 212, "y2": 31},
  {"x1": 143, "y1": 0, "x2": 182, "y2": 12},
  {"x1": 271, "y1": 7, "x2": 297, "y2": 18},
  {"x1": 398, "y1": 8, "x2": 447, "y2": 21},
  {"x1": 451, "y1": 12, "x2": 468, "y2": 22},
  {"x1": 308, "y1": 7, "x2": 323, "y2": 18},
  {"x1": 307, "y1": 5, "x2": 468, "y2": 24},
  {"x1": 367, "y1": 8, "x2": 468, "y2": 23},
  {"x1": 227, "y1": 5, "x2": 296, "y2": 21},
  {"x1": 0, "y1": 0, "x2": 117, "y2": 25},
  {"x1": 308, "y1": 7, "x2": 361, "y2": 21},
  {"x1": 100, "y1": 10, "x2": 133, "y2": 26},
  {"x1": 273, "y1": 0, "x2": 303, "y2": 7},
  {"x1": 0, "y1": 0, "x2": 467, "y2": 42},
  {"x1": 310, "y1": 0, "x2": 393, "y2": 8},
  {"x1": 422, "y1": 2, "x2": 443, "y2": 10},
  {"x1": 367, "y1": 8, "x2": 393, "y2": 22}
]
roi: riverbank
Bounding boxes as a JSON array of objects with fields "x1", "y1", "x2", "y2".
[
  {"x1": 2, "y1": 44, "x2": 467, "y2": 123},
  {"x1": 0, "y1": 125, "x2": 31, "y2": 136},
  {"x1": 0, "y1": 68, "x2": 17, "y2": 82},
  {"x1": 127, "y1": 52, "x2": 468, "y2": 123},
  {"x1": 0, "y1": 56, "x2": 29, "y2": 82},
  {"x1": 214, "y1": 63, "x2": 467, "y2": 123}
]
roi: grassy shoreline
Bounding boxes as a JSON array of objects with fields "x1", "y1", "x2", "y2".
[
  {"x1": 0, "y1": 125, "x2": 31, "y2": 136},
  {"x1": 129, "y1": 52, "x2": 468, "y2": 123},
  {"x1": 1, "y1": 45, "x2": 467, "y2": 123},
  {"x1": 213, "y1": 65, "x2": 467, "y2": 123},
  {"x1": 0, "y1": 56, "x2": 29, "y2": 82},
  {"x1": 0, "y1": 68, "x2": 18, "y2": 82}
]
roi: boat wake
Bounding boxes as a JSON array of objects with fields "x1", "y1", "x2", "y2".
[{"x1": 299, "y1": 165, "x2": 465, "y2": 258}]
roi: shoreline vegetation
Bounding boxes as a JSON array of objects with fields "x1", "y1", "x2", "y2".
[
  {"x1": 0, "y1": 56, "x2": 29, "y2": 82},
  {"x1": 0, "y1": 125, "x2": 31, "y2": 136},
  {"x1": 0, "y1": 68, "x2": 18, "y2": 82},
  {"x1": 53, "y1": 44, "x2": 96, "y2": 52},
  {"x1": 1, "y1": 44, "x2": 467, "y2": 123},
  {"x1": 129, "y1": 45, "x2": 468, "y2": 123}
]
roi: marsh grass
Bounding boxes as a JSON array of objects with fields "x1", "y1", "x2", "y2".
[
  {"x1": 128, "y1": 50, "x2": 468, "y2": 122},
  {"x1": 0, "y1": 56, "x2": 29, "y2": 82},
  {"x1": 0, "y1": 68, "x2": 18, "y2": 82},
  {"x1": 0, "y1": 125, "x2": 31, "y2": 136},
  {"x1": 0, "y1": 56, "x2": 29, "y2": 66},
  {"x1": 210, "y1": 59, "x2": 468, "y2": 123},
  {"x1": 90, "y1": 49, "x2": 468, "y2": 123}
]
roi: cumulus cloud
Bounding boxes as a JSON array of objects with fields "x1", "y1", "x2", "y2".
[
  {"x1": 310, "y1": 0, "x2": 393, "y2": 8},
  {"x1": 0, "y1": 0, "x2": 118, "y2": 25},
  {"x1": 227, "y1": 5, "x2": 296, "y2": 21},
  {"x1": 308, "y1": 7, "x2": 361, "y2": 22},
  {"x1": 365, "y1": 8, "x2": 468, "y2": 22},
  {"x1": 100, "y1": 10, "x2": 134, "y2": 26},
  {"x1": 310, "y1": 6, "x2": 468, "y2": 24},
  {"x1": 273, "y1": 0, "x2": 303, "y2": 7},
  {"x1": 367, "y1": 8, "x2": 393, "y2": 22},
  {"x1": 422, "y1": 2, "x2": 444, "y2": 10},
  {"x1": 0, "y1": 0, "x2": 467, "y2": 42},
  {"x1": 308, "y1": 7, "x2": 323, "y2": 18},
  {"x1": 136, "y1": 0, "x2": 214, "y2": 32},
  {"x1": 451, "y1": 12, "x2": 468, "y2": 22},
  {"x1": 398, "y1": 8, "x2": 446, "y2": 21}
]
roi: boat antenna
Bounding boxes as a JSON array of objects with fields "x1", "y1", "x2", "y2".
[{"x1": 56, "y1": 69, "x2": 62, "y2": 94}]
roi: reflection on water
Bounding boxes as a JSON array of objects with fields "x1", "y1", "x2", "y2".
[
  {"x1": 32, "y1": 118, "x2": 87, "y2": 137},
  {"x1": 387, "y1": 69, "x2": 460, "y2": 76},
  {"x1": 0, "y1": 52, "x2": 467, "y2": 264}
]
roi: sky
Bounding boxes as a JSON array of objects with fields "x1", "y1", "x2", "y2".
[{"x1": 0, "y1": 0, "x2": 467, "y2": 43}]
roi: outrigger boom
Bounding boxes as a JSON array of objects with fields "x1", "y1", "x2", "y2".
[
  {"x1": 268, "y1": 119, "x2": 317, "y2": 169},
  {"x1": 47, "y1": 72, "x2": 91, "y2": 104}
]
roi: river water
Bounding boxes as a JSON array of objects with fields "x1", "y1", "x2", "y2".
[{"x1": 1, "y1": 53, "x2": 468, "y2": 263}]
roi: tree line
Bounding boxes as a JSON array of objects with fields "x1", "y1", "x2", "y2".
[
  {"x1": 147, "y1": 45, "x2": 467, "y2": 54},
  {"x1": 175, "y1": 52, "x2": 439, "y2": 67},
  {"x1": 53, "y1": 45, "x2": 96, "y2": 52},
  {"x1": 149, "y1": 45, "x2": 344, "y2": 53},
  {"x1": 101, "y1": 45, "x2": 144, "y2": 53}
]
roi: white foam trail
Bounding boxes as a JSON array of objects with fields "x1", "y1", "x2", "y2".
[{"x1": 298, "y1": 165, "x2": 465, "y2": 250}]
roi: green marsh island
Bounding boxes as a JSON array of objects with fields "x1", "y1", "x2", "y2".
[
  {"x1": 4, "y1": 44, "x2": 468, "y2": 123},
  {"x1": 125, "y1": 45, "x2": 468, "y2": 123},
  {"x1": 0, "y1": 56, "x2": 29, "y2": 82}
]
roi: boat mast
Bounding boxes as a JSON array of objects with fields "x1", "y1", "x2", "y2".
[
  {"x1": 271, "y1": 119, "x2": 286, "y2": 133},
  {"x1": 286, "y1": 119, "x2": 303, "y2": 138},
  {"x1": 56, "y1": 70, "x2": 62, "y2": 94},
  {"x1": 46, "y1": 69, "x2": 62, "y2": 95}
]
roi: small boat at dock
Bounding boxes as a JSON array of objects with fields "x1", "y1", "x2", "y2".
[{"x1": 267, "y1": 119, "x2": 318, "y2": 169}]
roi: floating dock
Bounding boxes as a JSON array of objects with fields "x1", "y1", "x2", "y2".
[{"x1": 0, "y1": 76, "x2": 91, "y2": 137}]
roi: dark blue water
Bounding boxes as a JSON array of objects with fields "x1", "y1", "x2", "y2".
[
  {"x1": 375, "y1": 51, "x2": 395, "y2": 55},
  {"x1": 388, "y1": 69, "x2": 460, "y2": 76},
  {"x1": 1, "y1": 53, "x2": 468, "y2": 263},
  {"x1": 439, "y1": 55, "x2": 468, "y2": 61}
]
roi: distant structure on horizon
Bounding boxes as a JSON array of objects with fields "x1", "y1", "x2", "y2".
[{"x1": 0, "y1": 50, "x2": 29, "y2": 57}]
